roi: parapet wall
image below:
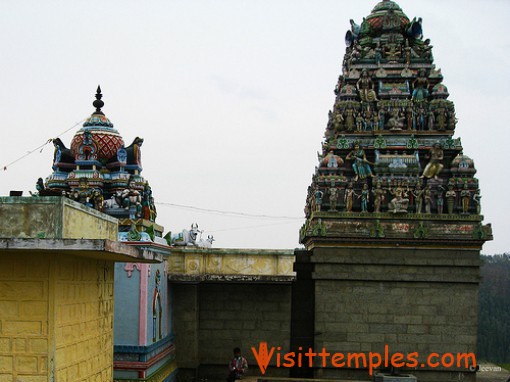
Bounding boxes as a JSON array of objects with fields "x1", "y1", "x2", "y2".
[
  {"x1": 168, "y1": 248, "x2": 295, "y2": 281},
  {"x1": 0, "y1": 196, "x2": 118, "y2": 240}
]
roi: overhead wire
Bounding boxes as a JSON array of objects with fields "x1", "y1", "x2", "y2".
[
  {"x1": 156, "y1": 202, "x2": 303, "y2": 234},
  {"x1": 208, "y1": 220, "x2": 299, "y2": 234},
  {"x1": 1, "y1": 119, "x2": 304, "y2": 233},
  {"x1": 2, "y1": 118, "x2": 87, "y2": 172},
  {"x1": 156, "y1": 201, "x2": 302, "y2": 220}
]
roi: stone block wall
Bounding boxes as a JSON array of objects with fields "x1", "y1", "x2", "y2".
[
  {"x1": 172, "y1": 283, "x2": 292, "y2": 381},
  {"x1": 310, "y1": 246, "x2": 480, "y2": 382},
  {"x1": 172, "y1": 284, "x2": 199, "y2": 372}
]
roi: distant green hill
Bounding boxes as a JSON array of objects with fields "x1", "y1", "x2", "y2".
[{"x1": 477, "y1": 254, "x2": 510, "y2": 363}]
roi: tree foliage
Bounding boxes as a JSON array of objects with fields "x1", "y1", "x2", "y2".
[{"x1": 477, "y1": 254, "x2": 510, "y2": 362}]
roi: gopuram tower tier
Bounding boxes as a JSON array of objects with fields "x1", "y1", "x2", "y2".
[
  {"x1": 294, "y1": 2, "x2": 492, "y2": 382},
  {"x1": 300, "y1": 1, "x2": 492, "y2": 246}
]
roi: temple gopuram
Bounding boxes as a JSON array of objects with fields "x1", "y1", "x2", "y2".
[{"x1": 294, "y1": 1, "x2": 492, "y2": 382}]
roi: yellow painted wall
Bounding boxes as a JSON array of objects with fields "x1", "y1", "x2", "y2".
[
  {"x1": 62, "y1": 202, "x2": 117, "y2": 241},
  {"x1": 168, "y1": 248, "x2": 295, "y2": 277},
  {"x1": 54, "y1": 256, "x2": 114, "y2": 382},
  {"x1": 0, "y1": 253, "x2": 115, "y2": 382},
  {"x1": 0, "y1": 253, "x2": 50, "y2": 382}
]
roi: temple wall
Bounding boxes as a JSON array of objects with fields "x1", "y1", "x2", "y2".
[
  {"x1": 170, "y1": 248, "x2": 295, "y2": 380},
  {"x1": 0, "y1": 196, "x2": 160, "y2": 382},
  {"x1": 168, "y1": 248, "x2": 295, "y2": 277},
  {"x1": 62, "y1": 198, "x2": 118, "y2": 241},
  {"x1": 309, "y1": 246, "x2": 480, "y2": 382},
  {"x1": 172, "y1": 282, "x2": 293, "y2": 381},
  {"x1": 0, "y1": 253, "x2": 50, "y2": 382},
  {"x1": 54, "y1": 256, "x2": 115, "y2": 382},
  {"x1": 113, "y1": 263, "x2": 141, "y2": 346},
  {"x1": 172, "y1": 284, "x2": 199, "y2": 372},
  {"x1": 0, "y1": 253, "x2": 116, "y2": 382},
  {"x1": 113, "y1": 259, "x2": 176, "y2": 382}
]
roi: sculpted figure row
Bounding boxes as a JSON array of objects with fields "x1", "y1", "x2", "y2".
[
  {"x1": 308, "y1": 181, "x2": 480, "y2": 215},
  {"x1": 320, "y1": 144, "x2": 444, "y2": 181},
  {"x1": 327, "y1": 100, "x2": 456, "y2": 136}
]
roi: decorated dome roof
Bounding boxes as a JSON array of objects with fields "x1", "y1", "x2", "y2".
[
  {"x1": 70, "y1": 87, "x2": 124, "y2": 162},
  {"x1": 83, "y1": 113, "x2": 114, "y2": 128},
  {"x1": 370, "y1": 0, "x2": 406, "y2": 15},
  {"x1": 338, "y1": 84, "x2": 358, "y2": 99},
  {"x1": 362, "y1": 0, "x2": 410, "y2": 37},
  {"x1": 432, "y1": 83, "x2": 449, "y2": 98},
  {"x1": 451, "y1": 153, "x2": 475, "y2": 169}
]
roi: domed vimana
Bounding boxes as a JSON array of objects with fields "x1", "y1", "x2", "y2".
[
  {"x1": 70, "y1": 87, "x2": 123, "y2": 163},
  {"x1": 45, "y1": 87, "x2": 160, "y2": 233},
  {"x1": 293, "y1": 2, "x2": 492, "y2": 381}
]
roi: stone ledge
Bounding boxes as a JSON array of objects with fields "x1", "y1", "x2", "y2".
[
  {"x1": 311, "y1": 212, "x2": 484, "y2": 221},
  {"x1": 257, "y1": 378, "x2": 369, "y2": 382},
  {"x1": 170, "y1": 247, "x2": 295, "y2": 256},
  {"x1": 311, "y1": 272, "x2": 479, "y2": 283},
  {"x1": 300, "y1": 215, "x2": 493, "y2": 246},
  {"x1": 0, "y1": 238, "x2": 162, "y2": 263},
  {"x1": 168, "y1": 274, "x2": 295, "y2": 283}
]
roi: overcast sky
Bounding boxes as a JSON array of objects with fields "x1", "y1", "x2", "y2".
[{"x1": 1, "y1": 0, "x2": 508, "y2": 254}]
